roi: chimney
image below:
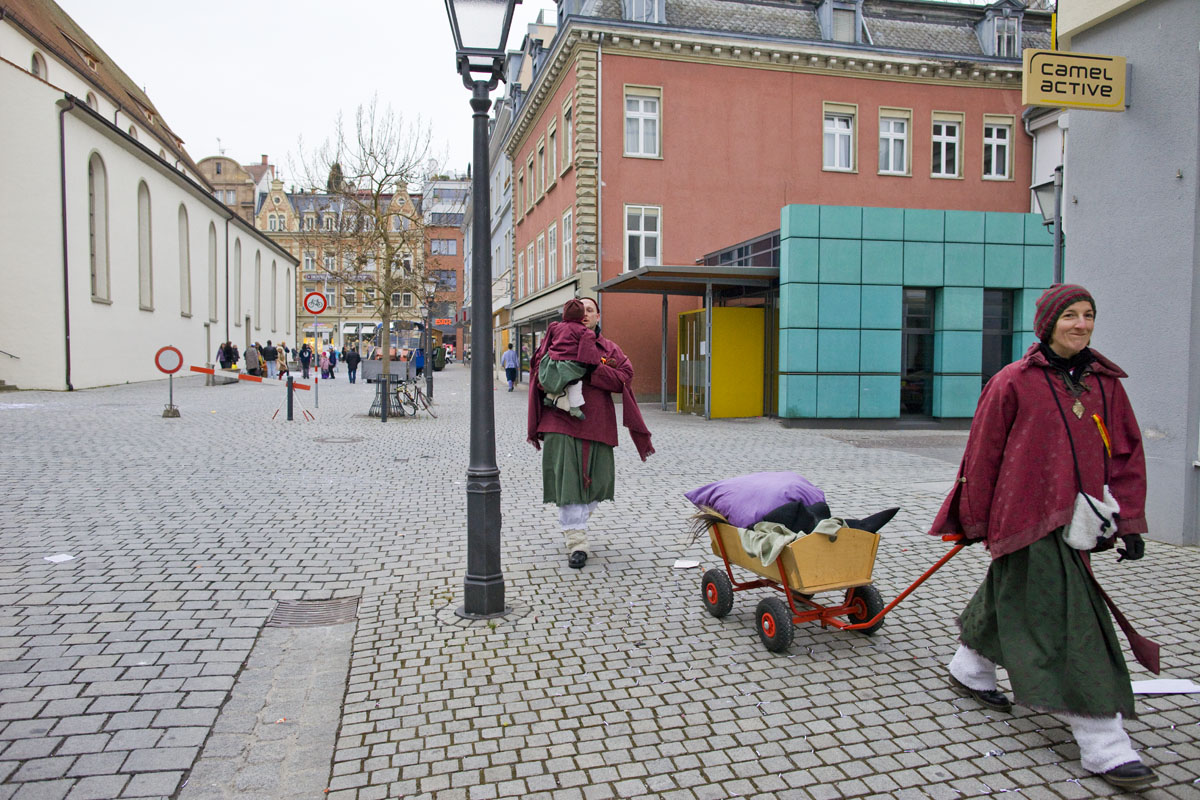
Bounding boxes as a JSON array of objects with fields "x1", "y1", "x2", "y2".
[{"x1": 261, "y1": 155, "x2": 269, "y2": 165}]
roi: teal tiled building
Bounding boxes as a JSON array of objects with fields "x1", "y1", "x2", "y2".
[{"x1": 778, "y1": 205, "x2": 1054, "y2": 419}]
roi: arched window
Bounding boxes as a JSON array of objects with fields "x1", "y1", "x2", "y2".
[
  {"x1": 271, "y1": 261, "x2": 278, "y2": 329},
  {"x1": 177, "y1": 205, "x2": 191, "y2": 315},
  {"x1": 254, "y1": 252, "x2": 262, "y2": 330},
  {"x1": 208, "y1": 222, "x2": 218, "y2": 321},
  {"x1": 137, "y1": 181, "x2": 153, "y2": 309},
  {"x1": 87, "y1": 153, "x2": 110, "y2": 300},
  {"x1": 30, "y1": 52, "x2": 46, "y2": 78},
  {"x1": 286, "y1": 268, "x2": 292, "y2": 334},
  {"x1": 128, "y1": 125, "x2": 138, "y2": 140},
  {"x1": 85, "y1": 92, "x2": 97, "y2": 110},
  {"x1": 233, "y1": 239, "x2": 242, "y2": 325}
]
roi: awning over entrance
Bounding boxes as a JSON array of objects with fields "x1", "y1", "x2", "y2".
[{"x1": 593, "y1": 265, "x2": 780, "y2": 417}]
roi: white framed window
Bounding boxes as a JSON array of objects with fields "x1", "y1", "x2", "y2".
[
  {"x1": 431, "y1": 239, "x2": 458, "y2": 255},
  {"x1": 225, "y1": 190, "x2": 236, "y2": 204},
  {"x1": 537, "y1": 138, "x2": 546, "y2": 196},
  {"x1": 516, "y1": 174, "x2": 524, "y2": 218},
  {"x1": 87, "y1": 153, "x2": 110, "y2": 301},
  {"x1": 832, "y1": 8, "x2": 858, "y2": 43},
  {"x1": 343, "y1": 287, "x2": 356, "y2": 308},
  {"x1": 178, "y1": 205, "x2": 191, "y2": 316},
  {"x1": 547, "y1": 223, "x2": 558, "y2": 284},
  {"x1": 305, "y1": 215, "x2": 316, "y2": 231},
  {"x1": 324, "y1": 253, "x2": 335, "y2": 271},
  {"x1": 268, "y1": 215, "x2": 277, "y2": 232},
  {"x1": 304, "y1": 251, "x2": 315, "y2": 271},
  {"x1": 932, "y1": 112, "x2": 963, "y2": 178},
  {"x1": 561, "y1": 209, "x2": 574, "y2": 276},
  {"x1": 526, "y1": 158, "x2": 535, "y2": 207},
  {"x1": 391, "y1": 291, "x2": 401, "y2": 307},
  {"x1": 137, "y1": 181, "x2": 153, "y2": 310},
  {"x1": 517, "y1": 251, "x2": 525, "y2": 299},
  {"x1": 625, "y1": 205, "x2": 661, "y2": 271},
  {"x1": 982, "y1": 116, "x2": 1013, "y2": 180},
  {"x1": 624, "y1": 89, "x2": 661, "y2": 158},
  {"x1": 402, "y1": 292, "x2": 414, "y2": 308},
  {"x1": 995, "y1": 16, "x2": 1019, "y2": 58},
  {"x1": 878, "y1": 109, "x2": 910, "y2": 176},
  {"x1": 325, "y1": 288, "x2": 336, "y2": 310},
  {"x1": 547, "y1": 125, "x2": 557, "y2": 188},
  {"x1": 526, "y1": 243, "x2": 535, "y2": 293},
  {"x1": 364, "y1": 252, "x2": 376, "y2": 271},
  {"x1": 823, "y1": 103, "x2": 856, "y2": 172},
  {"x1": 562, "y1": 99, "x2": 574, "y2": 172},
  {"x1": 536, "y1": 233, "x2": 546, "y2": 289}
]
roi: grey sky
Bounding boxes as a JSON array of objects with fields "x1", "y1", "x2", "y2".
[{"x1": 56, "y1": 0, "x2": 557, "y2": 184}]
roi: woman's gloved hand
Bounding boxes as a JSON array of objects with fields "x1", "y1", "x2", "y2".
[{"x1": 1117, "y1": 534, "x2": 1145, "y2": 562}]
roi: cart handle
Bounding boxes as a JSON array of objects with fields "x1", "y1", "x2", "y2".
[{"x1": 941, "y1": 534, "x2": 964, "y2": 542}]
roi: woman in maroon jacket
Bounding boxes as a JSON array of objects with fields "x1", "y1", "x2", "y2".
[
  {"x1": 930, "y1": 284, "x2": 1156, "y2": 789},
  {"x1": 528, "y1": 297, "x2": 653, "y2": 568}
]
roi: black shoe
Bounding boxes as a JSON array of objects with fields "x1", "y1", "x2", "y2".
[
  {"x1": 1098, "y1": 761, "x2": 1157, "y2": 789},
  {"x1": 568, "y1": 551, "x2": 587, "y2": 569},
  {"x1": 949, "y1": 674, "x2": 1012, "y2": 713}
]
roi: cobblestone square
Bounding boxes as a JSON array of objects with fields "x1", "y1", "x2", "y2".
[{"x1": 0, "y1": 367, "x2": 1197, "y2": 799}]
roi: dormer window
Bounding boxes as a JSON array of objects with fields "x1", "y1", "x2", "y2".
[
  {"x1": 996, "y1": 16, "x2": 1019, "y2": 57},
  {"x1": 978, "y1": 2, "x2": 1023, "y2": 58},
  {"x1": 819, "y1": 1, "x2": 863, "y2": 44},
  {"x1": 622, "y1": 0, "x2": 663, "y2": 24},
  {"x1": 215, "y1": 162, "x2": 223, "y2": 175}
]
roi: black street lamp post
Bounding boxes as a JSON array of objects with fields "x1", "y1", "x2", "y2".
[
  {"x1": 1031, "y1": 165, "x2": 1064, "y2": 284},
  {"x1": 424, "y1": 279, "x2": 436, "y2": 400},
  {"x1": 445, "y1": 0, "x2": 519, "y2": 619}
]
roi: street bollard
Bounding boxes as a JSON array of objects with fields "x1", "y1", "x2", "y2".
[{"x1": 287, "y1": 376, "x2": 294, "y2": 421}]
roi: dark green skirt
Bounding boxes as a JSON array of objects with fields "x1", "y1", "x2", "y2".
[
  {"x1": 542, "y1": 432, "x2": 615, "y2": 506},
  {"x1": 959, "y1": 530, "x2": 1135, "y2": 718}
]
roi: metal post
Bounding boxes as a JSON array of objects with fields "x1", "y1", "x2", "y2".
[
  {"x1": 704, "y1": 282, "x2": 713, "y2": 421},
  {"x1": 1052, "y1": 165, "x2": 1064, "y2": 284},
  {"x1": 380, "y1": 377, "x2": 389, "y2": 422},
  {"x1": 287, "y1": 376, "x2": 294, "y2": 421},
  {"x1": 661, "y1": 293, "x2": 668, "y2": 411},
  {"x1": 458, "y1": 78, "x2": 506, "y2": 619},
  {"x1": 426, "y1": 302, "x2": 435, "y2": 400}
]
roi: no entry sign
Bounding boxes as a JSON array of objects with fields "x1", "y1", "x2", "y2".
[
  {"x1": 303, "y1": 291, "x2": 328, "y2": 315},
  {"x1": 154, "y1": 345, "x2": 183, "y2": 374}
]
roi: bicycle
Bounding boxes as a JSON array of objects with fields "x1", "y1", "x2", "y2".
[{"x1": 393, "y1": 378, "x2": 436, "y2": 418}]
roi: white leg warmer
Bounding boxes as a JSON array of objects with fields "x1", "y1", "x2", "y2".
[
  {"x1": 564, "y1": 528, "x2": 589, "y2": 554},
  {"x1": 949, "y1": 644, "x2": 999, "y2": 691},
  {"x1": 1061, "y1": 713, "x2": 1138, "y2": 774},
  {"x1": 559, "y1": 502, "x2": 598, "y2": 554},
  {"x1": 566, "y1": 381, "x2": 585, "y2": 408}
]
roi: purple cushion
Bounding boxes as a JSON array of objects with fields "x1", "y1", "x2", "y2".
[{"x1": 685, "y1": 471, "x2": 826, "y2": 529}]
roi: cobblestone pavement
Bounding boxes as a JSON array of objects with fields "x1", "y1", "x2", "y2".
[{"x1": 0, "y1": 366, "x2": 1197, "y2": 800}]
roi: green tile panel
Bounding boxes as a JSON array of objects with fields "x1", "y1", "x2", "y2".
[
  {"x1": 780, "y1": 237, "x2": 818, "y2": 284},
  {"x1": 859, "y1": 375, "x2": 900, "y2": 418},
  {"x1": 779, "y1": 329, "x2": 817, "y2": 373},
  {"x1": 817, "y1": 375, "x2": 859, "y2": 417},
  {"x1": 819, "y1": 205, "x2": 862, "y2": 239},
  {"x1": 1024, "y1": 246, "x2": 1053, "y2": 288},
  {"x1": 779, "y1": 374, "x2": 816, "y2": 418},
  {"x1": 817, "y1": 284, "x2": 861, "y2": 329},
  {"x1": 859, "y1": 330, "x2": 901, "y2": 373},
  {"x1": 984, "y1": 212, "x2": 1025, "y2": 244},
  {"x1": 817, "y1": 329, "x2": 860, "y2": 372},
  {"x1": 780, "y1": 283, "x2": 818, "y2": 329},
  {"x1": 818, "y1": 239, "x2": 862, "y2": 283},
  {"x1": 861, "y1": 241, "x2": 903, "y2": 285},
  {"x1": 936, "y1": 287, "x2": 983, "y2": 330},
  {"x1": 860, "y1": 285, "x2": 902, "y2": 329},
  {"x1": 903, "y1": 241, "x2": 943, "y2": 285},
  {"x1": 903, "y1": 208, "x2": 944, "y2": 242},
  {"x1": 781, "y1": 204, "x2": 820, "y2": 239},
  {"x1": 1013, "y1": 288, "x2": 1039, "y2": 331},
  {"x1": 944, "y1": 243, "x2": 984, "y2": 287},
  {"x1": 862, "y1": 207, "x2": 904, "y2": 240},
  {"x1": 932, "y1": 375, "x2": 982, "y2": 418},
  {"x1": 1013, "y1": 332, "x2": 1038, "y2": 361},
  {"x1": 933, "y1": 331, "x2": 983, "y2": 373},
  {"x1": 983, "y1": 244, "x2": 1023, "y2": 288},
  {"x1": 1024, "y1": 214, "x2": 1054, "y2": 245},
  {"x1": 944, "y1": 210, "x2": 985, "y2": 243}
]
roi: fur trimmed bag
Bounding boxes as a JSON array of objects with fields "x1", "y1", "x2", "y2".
[{"x1": 1064, "y1": 485, "x2": 1120, "y2": 551}]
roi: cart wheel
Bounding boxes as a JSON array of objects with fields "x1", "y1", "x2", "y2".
[
  {"x1": 846, "y1": 584, "x2": 885, "y2": 635},
  {"x1": 755, "y1": 597, "x2": 794, "y2": 652},
  {"x1": 701, "y1": 569, "x2": 733, "y2": 618}
]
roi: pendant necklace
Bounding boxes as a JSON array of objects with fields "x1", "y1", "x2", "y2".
[{"x1": 1071, "y1": 397, "x2": 1085, "y2": 419}]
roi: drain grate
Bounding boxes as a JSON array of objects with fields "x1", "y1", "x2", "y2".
[{"x1": 265, "y1": 597, "x2": 360, "y2": 628}]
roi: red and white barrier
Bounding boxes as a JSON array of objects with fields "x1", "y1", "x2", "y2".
[{"x1": 189, "y1": 366, "x2": 311, "y2": 391}]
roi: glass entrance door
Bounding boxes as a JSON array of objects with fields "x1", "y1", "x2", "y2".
[{"x1": 677, "y1": 309, "x2": 706, "y2": 415}]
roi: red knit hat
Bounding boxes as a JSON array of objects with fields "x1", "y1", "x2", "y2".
[
  {"x1": 562, "y1": 298, "x2": 585, "y2": 322},
  {"x1": 1034, "y1": 284, "x2": 1095, "y2": 342}
]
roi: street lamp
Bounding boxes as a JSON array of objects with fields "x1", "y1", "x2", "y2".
[
  {"x1": 424, "y1": 278, "x2": 437, "y2": 400},
  {"x1": 444, "y1": 0, "x2": 519, "y2": 619},
  {"x1": 1031, "y1": 165, "x2": 1064, "y2": 284}
]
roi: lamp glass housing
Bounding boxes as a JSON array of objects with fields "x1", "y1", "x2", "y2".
[
  {"x1": 1030, "y1": 178, "x2": 1056, "y2": 226},
  {"x1": 445, "y1": 0, "x2": 519, "y2": 73}
]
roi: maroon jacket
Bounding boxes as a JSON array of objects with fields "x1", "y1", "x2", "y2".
[
  {"x1": 527, "y1": 328, "x2": 654, "y2": 460},
  {"x1": 929, "y1": 344, "x2": 1147, "y2": 559},
  {"x1": 544, "y1": 319, "x2": 603, "y2": 365}
]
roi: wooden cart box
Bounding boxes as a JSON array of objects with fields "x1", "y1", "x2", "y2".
[{"x1": 709, "y1": 521, "x2": 880, "y2": 594}]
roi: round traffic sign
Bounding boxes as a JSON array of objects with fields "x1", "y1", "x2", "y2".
[
  {"x1": 303, "y1": 291, "x2": 328, "y2": 315},
  {"x1": 154, "y1": 345, "x2": 183, "y2": 374}
]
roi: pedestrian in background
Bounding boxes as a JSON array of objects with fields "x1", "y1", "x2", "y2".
[
  {"x1": 217, "y1": 342, "x2": 233, "y2": 370},
  {"x1": 264, "y1": 340, "x2": 278, "y2": 379},
  {"x1": 527, "y1": 297, "x2": 654, "y2": 569},
  {"x1": 299, "y1": 343, "x2": 312, "y2": 379},
  {"x1": 501, "y1": 342, "x2": 519, "y2": 391},
  {"x1": 930, "y1": 284, "x2": 1156, "y2": 790},
  {"x1": 276, "y1": 345, "x2": 289, "y2": 379},
  {"x1": 244, "y1": 343, "x2": 261, "y2": 377},
  {"x1": 329, "y1": 347, "x2": 338, "y2": 379},
  {"x1": 344, "y1": 346, "x2": 361, "y2": 384}
]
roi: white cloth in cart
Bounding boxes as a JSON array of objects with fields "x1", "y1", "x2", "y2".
[{"x1": 739, "y1": 518, "x2": 844, "y2": 567}]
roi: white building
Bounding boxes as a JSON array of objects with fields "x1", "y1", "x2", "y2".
[{"x1": 0, "y1": 0, "x2": 296, "y2": 391}]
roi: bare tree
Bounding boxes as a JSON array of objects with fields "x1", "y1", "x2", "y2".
[{"x1": 295, "y1": 98, "x2": 442, "y2": 389}]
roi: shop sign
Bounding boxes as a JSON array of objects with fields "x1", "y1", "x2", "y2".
[
  {"x1": 434, "y1": 318, "x2": 453, "y2": 326},
  {"x1": 1022, "y1": 49, "x2": 1127, "y2": 111}
]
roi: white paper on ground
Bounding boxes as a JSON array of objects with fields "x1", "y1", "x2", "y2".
[
  {"x1": 43, "y1": 554, "x2": 75, "y2": 563},
  {"x1": 1130, "y1": 679, "x2": 1200, "y2": 695},
  {"x1": 673, "y1": 559, "x2": 700, "y2": 569}
]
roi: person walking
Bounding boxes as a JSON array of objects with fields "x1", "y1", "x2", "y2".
[
  {"x1": 501, "y1": 342, "x2": 519, "y2": 391},
  {"x1": 929, "y1": 284, "x2": 1157, "y2": 790},
  {"x1": 244, "y1": 343, "x2": 261, "y2": 377},
  {"x1": 527, "y1": 297, "x2": 654, "y2": 569},
  {"x1": 276, "y1": 343, "x2": 289, "y2": 379},
  {"x1": 328, "y1": 347, "x2": 338, "y2": 379},
  {"x1": 319, "y1": 350, "x2": 331, "y2": 380},
  {"x1": 298, "y1": 343, "x2": 312, "y2": 379},
  {"x1": 217, "y1": 342, "x2": 233, "y2": 370},
  {"x1": 264, "y1": 340, "x2": 278, "y2": 379},
  {"x1": 344, "y1": 346, "x2": 361, "y2": 384}
]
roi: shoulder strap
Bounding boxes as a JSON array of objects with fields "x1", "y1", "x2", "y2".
[{"x1": 1044, "y1": 369, "x2": 1109, "y2": 525}]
